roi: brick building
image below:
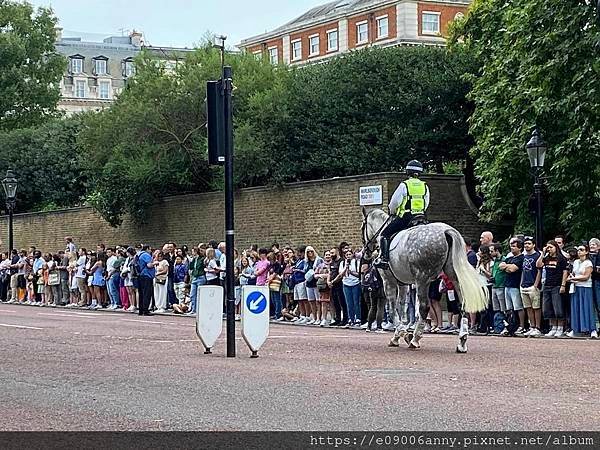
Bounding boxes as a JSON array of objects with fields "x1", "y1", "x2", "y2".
[{"x1": 239, "y1": 0, "x2": 470, "y2": 65}]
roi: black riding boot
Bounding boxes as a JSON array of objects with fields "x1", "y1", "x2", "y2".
[{"x1": 374, "y1": 237, "x2": 390, "y2": 269}]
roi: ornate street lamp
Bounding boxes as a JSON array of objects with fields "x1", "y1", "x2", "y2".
[
  {"x1": 526, "y1": 129, "x2": 547, "y2": 249},
  {"x1": 2, "y1": 170, "x2": 18, "y2": 251}
]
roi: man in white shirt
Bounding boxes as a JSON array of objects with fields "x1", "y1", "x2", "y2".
[{"x1": 75, "y1": 248, "x2": 88, "y2": 306}]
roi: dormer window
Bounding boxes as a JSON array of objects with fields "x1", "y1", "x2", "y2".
[
  {"x1": 93, "y1": 56, "x2": 108, "y2": 75},
  {"x1": 70, "y1": 55, "x2": 84, "y2": 74},
  {"x1": 122, "y1": 57, "x2": 135, "y2": 77}
]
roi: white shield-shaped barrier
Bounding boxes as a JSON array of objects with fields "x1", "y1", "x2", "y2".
[
  {"x1": 241, "y1": 285, "x2": 270, "y2": 357},
  {"x1": 196, "y1": 285, "x2": 224, "y2": 354}
]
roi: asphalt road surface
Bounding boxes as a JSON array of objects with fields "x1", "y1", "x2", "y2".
[{"x1": 1, "y1": 303, "x2": 599, "y2": 431}]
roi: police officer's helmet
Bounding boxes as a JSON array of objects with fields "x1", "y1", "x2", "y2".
[{"x1": 405, "y1": 160, "x2": 424, "y2": 175}]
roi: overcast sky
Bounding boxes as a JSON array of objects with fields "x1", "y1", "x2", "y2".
[{"x1": 28, "y1": 0, "x2": 328, "y2": 48}]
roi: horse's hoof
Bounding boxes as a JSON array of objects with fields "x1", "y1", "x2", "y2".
[
  {"x1": 408, "y1": 341, "x2": 420, "y2": 349},
  {"x1": 388, "y1": 341, "x2": 399, "y2": 347},
  {"x1": 456, "y1": 345, "x2": 467, "y2": 354},
  {"x1": 404, "y1": 333, "x2": 414, "y2": 346}
]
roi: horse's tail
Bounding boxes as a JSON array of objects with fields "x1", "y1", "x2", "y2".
[{"x1": 444, "y1": 228, "x2": 489, "y2": 313}]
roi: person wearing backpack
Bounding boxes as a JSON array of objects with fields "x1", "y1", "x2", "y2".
[{"x1": 361, "y1": 258, "x2": 384, "y2": 332}]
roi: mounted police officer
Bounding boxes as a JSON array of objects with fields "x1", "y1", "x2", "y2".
[{"x1": 374, "y1": 160, "x2": 430, "y2": 269}]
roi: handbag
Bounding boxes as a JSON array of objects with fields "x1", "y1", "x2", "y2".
[
  {"x1": 316, "y1": 276, "x2": 328, "y2": 292},
  {"x1": 155, "y1": 278, "x2": 167, "y2": 285}
]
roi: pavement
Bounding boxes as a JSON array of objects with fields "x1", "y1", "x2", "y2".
[{"x1": 1, "y1": 303, "x2": 599, "y2": 431}]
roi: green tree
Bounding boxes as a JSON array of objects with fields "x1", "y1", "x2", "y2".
[
  {"x1": 0, "y1": 116, "x2": 86, "y2": 212},
  {"x1": 449, "y1": 0, "x2": 600, "y2": 240},
  {"x1": 0, "y1": 0, "x2": 65, "y2": 130},
  {"x1": 239, "y1": 46, "x2": 476, "y2": 187},
  {"x1": 79, "y1": 46, "x2": 285, "y2": 226}
]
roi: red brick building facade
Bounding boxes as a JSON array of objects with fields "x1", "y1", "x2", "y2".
[{"x1": 240, "y1": 0, "x2": 470, "y2": 65}]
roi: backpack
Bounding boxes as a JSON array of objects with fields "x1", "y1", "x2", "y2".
[
  {"x1": 493, "y1": 311, "x2": 506, "y2": 334},
  {"x1": 361, "y1": 266, "x2": 381, "y2": 291},
  {"x1": 130, "y1": 255, "x2": 141, "y2": 279}
]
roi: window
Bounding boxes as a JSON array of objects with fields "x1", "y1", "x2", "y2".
[
  {"x1": 422, "y1": 12, "x2": 440, "y2": 34},
  {"x1": 291, "y1": 40, "x2": 302, "y2": 60},
  {"x1": 309, "y1": 35, "x2": 319, "y2": 56},
  {"x1": 75, "y1": 80, "x2": 85, "y2": 98},
  {"x1": 99, "y1": 81, "x2": 110, "y2": 99},
  {"x1": 253, "y1": 51, "x2": 262, "y2": 60},
  {"x1": 123, "y1": 59, "x2": 135, "y2": 77},
  {"x1": 94, "y1": 58, "x2": 107, "y2": 75},
  {"x1": 356, "y1": 21, "x2": 368, "y2": 44},
  {"x1": 268, "y1": 47, "x2": 278, "y2": 64},
  {"x1": 327, "y1": 30, "x2": 338, "y2": 51},
  {"x1": 376, "y1": 16, "x2": 389, "y2": 39},
  {"x1": 70, "y1": 57, "x2": 83, "y2": 74}
]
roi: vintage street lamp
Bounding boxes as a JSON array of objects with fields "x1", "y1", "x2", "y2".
[
  {"x1": 2, "y1": 170, "x2": 18, "y2": 251},
  {"x1": 526, "y1": 129, "x2": 547, "y2": 250}
]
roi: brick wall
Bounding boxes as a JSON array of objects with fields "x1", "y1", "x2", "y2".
[
  {"x1": 247, "y1": 38, "x2": 284, "y2": 63},
  {"x1": 417, "y1": 2, "x2": 468, "y2": 37},
  {"x1": 348, "y1": 5, "x2": 397, "y2": 49},
  {"x1": 0, "y1": 173, "x2": 485, "y2": 254}
]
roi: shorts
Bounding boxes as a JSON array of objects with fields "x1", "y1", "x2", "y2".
[
  {"x1": 293, "y1": 281, "x2": 307, "y2": 301},
  {"x1": 446, "y1": 290, "x2": 461, "y2": 314},
  {"x1": 492, "y1": 287, "x2": 506, "y2": 312},
  {"x1": 520, "y1": 286, "x2": 541, "y2": 309},
  {"x1": 505, "y1": 287, "x2": 523, "y2": 311},
  {"x1": 306, "y1": 286, "x2": 319, "y2": 301},
  {"x1": 319, "y1": 289, "x2": 330, "y2": 302}
]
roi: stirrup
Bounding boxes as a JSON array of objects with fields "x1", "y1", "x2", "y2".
[{"x1": 374, "y1": 258, "x2": 389, "y2": 269}]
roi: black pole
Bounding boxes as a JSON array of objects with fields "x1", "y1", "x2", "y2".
[
  {"x1": 534, "y1": 169, "x2": 543, "y2": 250},
  {"x1": 8, "y1": 204, "x2": 13, "y2": 253},
  {"x1": 223, "y1": 65, "x2": 236, "y2": 358}
]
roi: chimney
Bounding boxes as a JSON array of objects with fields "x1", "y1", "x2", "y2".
[
  {"x1": 55, "y1": 26, "x2": 63, "y2": 42},
  {"x1": 130, "y1": 30, "x2": 143, "y2": 47}
]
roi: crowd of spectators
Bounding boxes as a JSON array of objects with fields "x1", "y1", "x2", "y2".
[{"x1": 1, "y1": 232, "x2": 599, "y2": 339}]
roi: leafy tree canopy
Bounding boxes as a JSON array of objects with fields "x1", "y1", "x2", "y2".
[
  {"x1": 0, "y1": 116, "x2": 86, "y2": 212},
  {"x1": 0, "y1": 0, "x2": 65, "y2": 131},
  {"x1": 449, "y1": 0, "x2": 600, "y2": 240}
]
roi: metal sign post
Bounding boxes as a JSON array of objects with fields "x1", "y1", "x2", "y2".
[
  {"x1": 207, "y1": 35, "x2": 236, "y2": 358},
  {"x1": 241, "y1": 286, "x2": 270, "y2": 358}
]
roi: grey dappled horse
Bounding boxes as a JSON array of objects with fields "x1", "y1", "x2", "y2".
[{"x1": 361, "y1": 208, "x2": 488, "y2": 353}]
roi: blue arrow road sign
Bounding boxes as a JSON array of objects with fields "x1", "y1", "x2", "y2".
[{"x1": 246, "y1": 291, "x2": 267, "y2": 314}]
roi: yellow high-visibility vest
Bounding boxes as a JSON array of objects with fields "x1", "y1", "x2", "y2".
[{"x1": 396, "y1": 178, "x2": 427, "y2": 216}]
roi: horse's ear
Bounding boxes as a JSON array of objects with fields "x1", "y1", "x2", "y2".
[{"x1": 361, "y1": 207, "x2": 367, "y2": 218}]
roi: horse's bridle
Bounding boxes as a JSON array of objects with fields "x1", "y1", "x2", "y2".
[{"x1": 361, "y1": 212, "x2": 393, "y2": 260}]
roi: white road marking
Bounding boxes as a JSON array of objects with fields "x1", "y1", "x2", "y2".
[
  {"x1": 121, "y1": 319, "x2": 175, "y2": 325},
  {"x1": 0, "y1": 323, "x2": 44, "y2": 330}
]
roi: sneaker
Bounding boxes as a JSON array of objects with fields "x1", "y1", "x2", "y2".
[
  {"x1": 290, "y1": 317, "x2": 299, "y2": 322},
  {"x1": 360, "y1": 323, "x2": 369, "y2": 329},
  {"x1": 523, "y1": 329, "x2": 533, "y2": 336},
  {"x1": 554, "y1": 329, "x2": 564, "y2": 338},
  {"x1": 344, "y1": 322, "x2": 350, "y2": 329},
  {"x1": 277, "y1": 317, "x2": 285, "y2": 322},
  {"x1": 306, "y1": 319, "x2": 314, "y2": 325},
  {"x1": 431, "y1": 326, "x2": 440, "y2": 333},
  {"x1": 500, "y1": 327, "x2": 509, "y2": 336},
  {"x1": 374, "y1": 328, "x2": 386, "y2": 334},
  {"x1": 515, "y1": 327, "x2": 525, "y2": 335},
  {"x1": 154, "y1": 308, "x2": 166, "y2": 314},
  {"x1": 529, "y1": 328, "x2": 542, "y2": 337},
  {"x1": 591, "y1": 330, "x2": 598, "y2": 339},
  {"x1": 545, "y1": 328, "x2": 557, "y2": 337},
  {"x1": 566, "y1": 330, "x2": 575, "y2": 338},
  {"x1": 235, "y1": 314, "x2": 241, "y2": 321},
  {"x1": 329, "y1": 321, "x2": 339, "y2": 327},
  {"x1": 319, "y1": 319, "x2": 326, "y2": 327},
  {"x1": 382, "y1": 322, "x2": 396, "y2": 331},
  {"x1": 185, "y1": 311, "x2": 195, "y2": 316}
]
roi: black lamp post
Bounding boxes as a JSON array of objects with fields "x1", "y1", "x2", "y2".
[
  {"x1": 2, "y1": 170, "x2": 18, "y2": 252},
  {"x1": 526, "y1": 130, "x2": 547, "y2": 250}
]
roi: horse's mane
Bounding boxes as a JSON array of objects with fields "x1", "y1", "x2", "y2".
[{"x1": 369, "y1": 208, "x2": 389, "y2": 221}]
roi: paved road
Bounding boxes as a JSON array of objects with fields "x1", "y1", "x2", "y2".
[{"x1": 1, "y1": 303, "x2": 599, "y2": 431}]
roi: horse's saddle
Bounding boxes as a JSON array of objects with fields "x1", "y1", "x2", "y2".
[{"x1": 408, "y1": 214, "x2": 428, "y2": 228}]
